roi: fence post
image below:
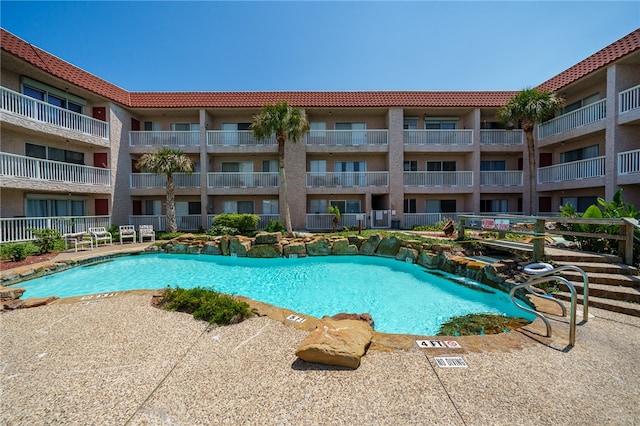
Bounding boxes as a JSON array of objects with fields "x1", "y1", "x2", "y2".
[
  {"x1": 533, "y1": 218, "x2": 545, "y2": 262},
  {"x1": 621, "y1": 218, "x2": 635, "y2": 266},
  {"x1": 458, "y1": 216, "x2": 467, "y2": 240}
]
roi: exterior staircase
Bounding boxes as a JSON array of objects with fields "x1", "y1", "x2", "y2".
[{"x1": 545, "y1": 250, "x2": 640, "y2": 317}]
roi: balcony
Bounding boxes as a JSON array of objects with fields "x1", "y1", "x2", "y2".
[
  {"x1": 207, "y1": 130, "x2": 277, "y2": 146},
  {"x1": 403, "y1": 129, "x2": 473, "y2": 146},
  {"x1": 305, "y1": 172, "x2": 389, "y2": 188},
  {"x1": 619, "y1": 84, "x2": 640, "y2": 114},
  {"x1": 403, "y1": 171, "x2": 473, "y2": 187},
  {"x1": 480, "y1": 171, "x2": 523, "y2": 186},
  {"x1": 480, "y1": 129, "x2": 524, "y2": 145},
  {"x1": 306, "y1": 130, "x2": 388, "y2": 146},
  {"x1": 130, "y1": 173, "x2": 200, "y2": 188},
  {"x1": 537, "y1": 100, "x2": 606, "y2": 140},
  {"x1": 1, "y1": 215, "x2": 111, "y2": 243},
  {"x1": 128, "y1": 215, "x2": 201, "y2": 232},
  {"x1": 1, "y1": 87, "x2": 109, "y2": 140},
  {"x1": 537, "y1": 156, "x2": 605, "y2": 184},
  {"x1": 0, "y1": 152, "x2": 110, "y2": 186},
  {"x1": 207, "y1": 172, "x2": 279, "y2": 188},
  {"x1": 618, "y1": 149, "x2": 640, "y2": 175},
  {"x1": 129, "y1": 131, "x2": 200, "y2": 147}
]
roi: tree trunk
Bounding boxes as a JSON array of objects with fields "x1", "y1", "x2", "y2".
[
  {"x1": 278, "y1": 141, "x2": 293, "y2": 234},
  {"x1": 525, "y1": 130, "x2": 536, "y2": 216},
  {"x1": 166, "y1": 174, "x2": 177, "y2": 233}
]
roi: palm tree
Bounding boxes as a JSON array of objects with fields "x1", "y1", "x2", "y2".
[
  {"x1": 497, "y1": 88, "x2": 563, "y2": 215},
  {"x1": 251, "y1": 101, "x2": 309, "y2": 234},
  {"x1": 136, "y1": 147, "x2": 193, "y2": 233}
]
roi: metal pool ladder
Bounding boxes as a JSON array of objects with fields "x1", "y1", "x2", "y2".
[{"x1": 509, "y1": 265, "x2": 589, "y2": 347}]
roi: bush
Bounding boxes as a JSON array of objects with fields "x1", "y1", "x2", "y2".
[
  {"x1": 29, "y1": 228, "x2": 63, "y2": 254},
  {"x1": 211, "y1": 213, "x2": 260, "y2": 236},
  {"x1": 1, "y1": 243, "x2": 30, "y2": 261},
  {"x1": 160, "y1": 287, "x2": 253, "y2": 325},
  {"x1": 264, "y1": 220, "x2": 285, "y2": 233}
]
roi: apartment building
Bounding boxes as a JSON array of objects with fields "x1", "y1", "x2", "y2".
[{"x1": 1, "y1": 28, "x2": 639, "y2": 240}]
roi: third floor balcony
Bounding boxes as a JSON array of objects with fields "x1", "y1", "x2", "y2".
[
  {"x1": 207, "y1": 172, "x2": 279, "y2": 188},
  {"x1": 129, "y1": 130, "x2": 200, "y2": 147},
  {"x1": 618, "y1": 148, "x2": 640, "y2": 176},
  {"x1": 403, "y1": 129, "x2": 473, "y2": 146},
  {"x1": 206, "y1": 130, "x2": 277, "y2": 146},
  {"x1": 306, "y1": 129, "x2": 388, "y2": 146},
  {"x1": 306, "y1": 171, "x2": 389, "y2": 188},
  {"x1": 480, "y1": 129, "x2": 524, "y2": 145},
  {"x1": 404, "y1": 171, "x2": 473, "y2": 187},
  {"x1": 537, "y1": 99, "x2": 606, "y2": 140},
  {"x1": 130, "y1": 173, "x2": 200, "y2": 189},
  {"x1": 480, "y1": 170, "x2": 523, "y2": 186}
]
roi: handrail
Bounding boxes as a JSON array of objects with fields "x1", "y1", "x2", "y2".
[{"x1": 527, "y1": 265, "x2": 589, "y2": 321}]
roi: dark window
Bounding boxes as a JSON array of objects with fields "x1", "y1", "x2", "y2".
[
  {"x1": 403, "y1": 161, "x2": 417, "y2": 171},
  {"x1": 404, "y1": 199, "x2": 417, "y2": 213},
  {"x1": 480, "y1": 161, "x2": 506, "y2": 171},
  {"x1": 440, "y1": 200, "x2": 457, "y2": 213},
  {"x1": 188, "y1": 202, "x2": 201, "y2": 215}
]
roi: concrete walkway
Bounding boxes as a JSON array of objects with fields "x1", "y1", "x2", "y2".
[{"x1": 1, "y1": 244, "x2": 639, "y2": 425}]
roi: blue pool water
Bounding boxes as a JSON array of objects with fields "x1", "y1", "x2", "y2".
[{"x1": 18, "y1": 254, "x2": 533, "y2": 335}]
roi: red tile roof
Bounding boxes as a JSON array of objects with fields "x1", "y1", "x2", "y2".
[
  {"x1": 3, "y1": 27, "x2": 640, "y2": 108},
  {"x1": 537, "y1": 28, "x2": 640, "y2": 92}
]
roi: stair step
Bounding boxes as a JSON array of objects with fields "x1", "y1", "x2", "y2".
[
  {"x1": 546, "y1": 252, "x2": 621, "y2": 264},
  {"x1": 552, "y1": 261, "x2": 638, "y2": 276},
  {"x1": 554, "y1": 282, "x2": 640, "y2": 303},
  {"x1": 554, "y1": 292, "x2": 640, "y2": 317},
  {"x1": 559, "y1": 270, "x2": 640, "y2": 286}
]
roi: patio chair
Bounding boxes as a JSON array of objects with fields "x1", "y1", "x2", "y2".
[
  {"x1": 119, "y1": 225, "x2": 136, "y2": 244},
  {"x1": 63, "y1": 231, "x2": 93, "y2": 252},
  {"x1": 89, "y1": 227, "x2": 112, "y2": 246},
  {"x1": 139, "y1": 224, "x2": 155, "y2": 242}
]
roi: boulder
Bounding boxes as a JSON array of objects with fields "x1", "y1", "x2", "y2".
[
  {"x1": 330, "y1": 312, "x2": 374, "y2": 328},
  {"x1": 0, "y1": 286, "x2": 25, "y2": 301},
  {"x1": 283, "y1": 242, "x2": 307, "y2": 258},
  {"x1": 305, "y1": 238, "x2": 331, "y2": 256},
  {"x1": 296, "y1": 318, "x2": 373, "y2": 369},
  {"x1": 331, "y1": 238, "x2": 358, "y2": 255},
  {"x1": 417, "y1": 250, "x2": 442, "y2": 269},
  {"x1": 229, "y1": 236, "x2": 252, "y2": 257},
  {"x1": 376, "y1": 236, "x2": 402, "y2": 257},
  {"x1": 255, "y1": 232, "x2": 282, "y2": 245},
  {"x1": 220, "y1": 237, "x2": 230, "y2": 256},
  {"x1": 22, "y1": 296, "x2": 58, "y2": 308},
  {"x1": 359, "y1": 234, "x2": 381, "y2": 255},
  {"x1": 395, "y1": 247, "x2": 418, "y2": 262},
  {"x1": 203, "y1": 242, "x2": 222, "y2": 255},
  {"x1": 247, "y1": 244, "x2": 283, "y2": 258}
]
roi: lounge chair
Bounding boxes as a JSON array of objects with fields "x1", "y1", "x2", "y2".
[
  {"x1": 119, "y1": 225, "x2": 136, "y2": 244},
  {"x1": 139, "y1": 224, "x2": 155, "y2": 242},
  {"x1": 63, "y1": 231, "x2": 93, "y2": 252},
  {"x1": 89, "y1": 227, "x2": 112, "y2": 246}
]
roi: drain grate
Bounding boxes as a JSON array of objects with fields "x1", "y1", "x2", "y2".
[{"x1": 434, "y1": 357, "x2": 468, "y2": 368}]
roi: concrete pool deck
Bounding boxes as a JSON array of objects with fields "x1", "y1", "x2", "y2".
[{"x1": 1, "y1": 244, "x2": 639, "y2": 425}]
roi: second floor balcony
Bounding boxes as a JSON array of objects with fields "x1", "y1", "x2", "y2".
[
  {"x1": 306, "y1": 171, "x2": 389, "y2": 188},
  {"x1": 1, "y1": 87, "x2": 109, "y2": 140},
  {"x1": 207, "y1": 130, "x2": 277, "y2": 146},
  {"x1": 618, "y1": 148, "x2": 640, "y2": 175},
  {"x1": 0, "y1": 152, "x2": 111, "y2": 186},
  {"x1": 130, "y1": 173, "x2": 200, "y2": 189},
  {"x1": 537, "y1": 156, "x2": 605, "y2": 184},
  {"x1": 537, "y1": 99, "x2": 606, "y2": 140},
  {"x1": 207, "y1": 172, "x2": 279, "y2": 188},
  {"x1": 129, "y1": 131, "x2": 200, "y2": 147},
  {"x1": 619, "y1": 84, "x2": 640, "y2": 114},
  {"x1": 480, "y1": 129, "x2": 524, "y2": 145},
  {"x1": 480, "y1": 171, "x2": 523, "y2": 186},
  {"x1": 404, "y1": 129, "x2": 473, "y2": 146},
  {"x1": 306, "y1": 130, "x2": 388, "y2": 146},
  {"x1": 404, "y1": 171, "x2": 473, "y2": 187}
]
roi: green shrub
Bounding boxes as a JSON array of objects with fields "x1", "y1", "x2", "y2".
[
  {"x1": 29, "y1": 228, "x2": 63, "y2": 254},
  {"x1": 264, "y1": 220, "x2": 285, "y2": 233},
  {"x1": 1, "y1": 243, "x2": 29, "y2": 261},
  {"x1": 160, "y1": 287, "x2": 253, "y2": 325},
  {"x1": 212, "y1": 213, "x2": 259, "y2": 236}
]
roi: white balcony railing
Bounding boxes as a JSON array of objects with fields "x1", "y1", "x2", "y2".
[
  {"x1": 305, "y1": 172, "x2": 389, "y2": 187},
  {"x1": 0, "y1": 215, "x2": 111, "y2": 243},
  {"x1": 305, "y1": 213, "x2": 367, "y2": 231},
  {"x1": 127, "y1": 214, "x2": 202, "y2": 232},
  {"x1": 537, "y1": 156, "x2": 605, "y2": 184},
  {"x1": 618, "y1": 149, "x2": 640, "y2": 175},
  {"x1": 403, "y1": 171, "x2": 473, "y2": 187},
  {"x1": 402, "y1": 212, "x2": 473, "y2": 229},
  {"x1": 1, "y1": 87, "x2": 109, "y2": 139},
  {"x1": 306, "y1": 130, "x2": 388, "y2": 146},
  {"x1": 403, "y1": 129, "x2": 473, "y2": 146},
  {"x1": 130, "y1": 173, "x2": 200, "y2": 188},
  {"x1": 537, "y1": 99, "x2": 606, "y2": 140},
  {"x1": 207, "y1": 172, "x2": 279, "y2": 188},
  {"x1": 207, "y1": 214, "x2": 280, "y2": 230},
  {"x1": 206, "y1": 130, "x2": 277, "y2": 146},
  {"x1": 480, "y1": 170, "x2": 523, "y2": 186},
  {"x1": 480, "y1": 129, "x2": 524, "y2": 145},
  {"x1": 129, "y1": 131, "x2": 200, "y2": 147},
  {"x1": 0, "y1": 152, "x2": 111, "y2": 186},
  {"x1": 619, "y1": 84, "x2": 640, "y2": 114}
]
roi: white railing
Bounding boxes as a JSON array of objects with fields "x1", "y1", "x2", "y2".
[
  {"x1": 0, "y1": 215, "x2": 111, "y2": 243},
  {"x1": 537, "y1": 99, "x2": 606, "y2": 139},
  {"x1": 129, "y1": 131, "x2": 200, "y2": 147},
  {"x1": 403, "y1": 129, "x2": 473, "y2": 145},
  {"x1": 480, "y1": 129, "x2": 524, "y2": 145},
  {"x1": 480, "y1": 170, "x2": 523, "y2": 186},
  {"x1": 207, "y1": 130, "x2": 277, "y2": 146},
  {"x1": 537, "y1": 156, "x2": 605, "y2": 184},
  {"x1": 207, "y1": 172, "x2": 279, "y2": 188},
  {"x1": 130, "y1": 173, "x2": 200, "y2": 188},
  {"x1": 403, "y1": 171, "x2": 473, "y2": 187},
  {"x1": 305, "y1": 213, "x2": 367, "y2": 231},
  {"x1": 305, "y1": 172, "x2": 389, "y2": 187},
  {"x1": 402, "y1": 212, "x2": 472, "y2": 229},
  {"x1": 618, "y1": 149, "x2": 640, "y2": 175},
  {"x1": 0, "y1": 152, "x2": 111, "y2": 186},
  {"x1": 207, "y1": 214, "x2": 281, "y2": 230},
  {"x1": 306, "y1": 130, "x2": 388, "y2": 146},
  {"x1": 127, "y1": 214, "x2": 202, "y2": 232},
  {"x1": 1, "y1": 87, "x2": 109, "y2": 139},
  {"x1": 619, "y1": 84, "x2": 640, "y2": 114}
]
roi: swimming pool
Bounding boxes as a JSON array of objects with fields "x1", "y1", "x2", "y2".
[{"x1": 18, "y1": 253, "x2": 533, "y2": 335}]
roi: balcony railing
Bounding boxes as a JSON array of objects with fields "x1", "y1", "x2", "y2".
[
  {"x1": 127, "y1": 214, "x2": 202, "y2": 232},
  {"x1": 0, "y1": 215, "x2": 111, "y2": 243},
  {"x1": 480, "y1": 170, "x2": 523, "y2": 186},
  {"x1": 129, "y1": 131, "x2": 200, "y2": 147},
  {"x1": 403, "y1": 129, "x2": 473, "y2": 146},
  {"x1": 1, "y1": 87, "x2": 109, "y2": 139},
  {"x1": 480, "y1": 129, "x2": 524, "y2": 145},
  {"x1": 130, "y1": 173, "x2": 200, "y2": 188},
  {"x1": 207, "y1": 214, "x2": 280, "y2": 230},
  {"x1": 306, "y1": 130, "x2": 388, "y2": 146},
  {"x1": 206, "y1": 130, "x2": 277, "y2": 146},
  {"x1": 618, "y1": 149, "x2": 640, "y2": 175},
  {"x1": 402, "y1": 212, "x2": 472, "y2": 229},
  {"x1": 305, "y1": 213, "x2": 367, "y2": 231},
  {"x1": 207, "y1": 172, "x2": 279, "y2": 188},
  {"x1": 305, "y1": 172, "x2": 389, "y2": 187},
  {"x1": 537, "y1": 156, "x2": 605, "y2": 184},
  {"x1": 0, "y1": 152, "x2": 111, "y2": 186},
  {"x1": 537, "y1": 99, "x2": 606, "y2": 139},
  {"x1": 619, "y1": 84, "x2": 640, "y2": 114},
  {"x1": 403, "y1": 171, "x2": 473, "y2": 187}
]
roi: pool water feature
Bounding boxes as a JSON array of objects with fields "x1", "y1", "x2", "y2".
[{"x1": 18, "y1": 253, "x2": 533, "y2": 336}]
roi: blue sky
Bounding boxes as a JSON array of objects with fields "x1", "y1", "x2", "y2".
[{"x1": 1, "y1": 1, "x2": 639, "y2": 92}]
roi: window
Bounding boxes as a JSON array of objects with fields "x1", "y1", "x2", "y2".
[
  {"x1": 262, "y1": 160, "x2": 278, "y2": 172},
  {"x1": 426, "y1": 161, "x2": 456, "y2": 171},
  {"x1": 223, "y1": 201, "x2": 254, "y2": 214},
  {"x1": 21, "y1": 77, "x2": 87, "y2": 113},
  {"x1": 330, "y1": 200, "x2": 361, "y2": 214},
  {"x1": 310, "y1": 121, "x2": 326, "y2": 136},
  {"x1": 25, "y1": 195, "x2": 86, "y2": 217},
  {"x1": 170, "y1": 123, "x2": 198, "y2": 131},
  {"x1": 309, "y1": 199, "x2": 328, "y2": 214},
  {"x1": 561, "y1": 93, "x2": 600, "y2": 114},
  {"x1": 310, "y1": 160, "x2": 326, "y2": 173},
  {"x1": 403, "y1": 118, "x2": 418, "y2": 129},
  {"x1": 262, "y1": 199, "x2": 279, "y2": 214},
  {"x1": 561, "y1": 196, "x2": 597, "y2": 213},
  {"x1": 334, "y1": 122, "x2": 366, "y2": 145},
  {"x1": 560, "y1": 145, "x2": 599, "y2": 163},
  {"x1": 404, "y1": 199, "x2": 417, "y2": 213},
  {"x1": 424, "y1": 118, "x2": 457, "y2": 129},
  {"x1": 221, "y1": 162, "x2": 253, "y2": 173},
  {"x1": 480, "y1": 199, "x2": 508, "y2": 213},
  {"x1": 145, "y1": 200, "x2": 162, "y2": 215},
  {"x1": 480, "y1": 160, "x2": 506, "y2": 171},
  {"x1": 144, "y1": 121, "x2": 161, "y2": 131},
  {"x1": 25, "y1": 143, "x2": 84, "y2": 165},
  {"x1": 426, "y1": 199, "x2": 456, "y2": 213},
  {"x1": 404, "y1": 160, "x2": 417, "y2": 171}
]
